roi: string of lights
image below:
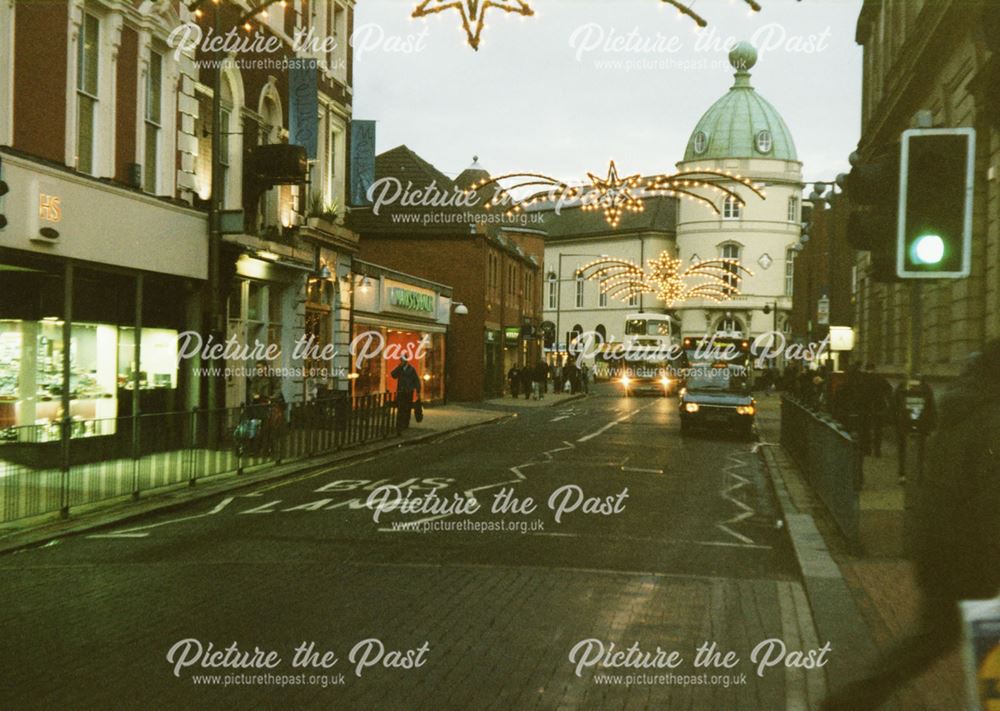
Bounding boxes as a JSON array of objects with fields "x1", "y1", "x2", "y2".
[
  {"x1": 576, "y1": 252, "x2": 754, "y2": 307},
  {"x1": 469, "y1": 162, "x2": 766, "y2": 229},
  {"x1": 412, "y1": 0, "x2": 535, "y2": 51}
]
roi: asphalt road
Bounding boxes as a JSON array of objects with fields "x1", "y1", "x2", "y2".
[{"x1": 0, "y1": 385, "x2": 825, "y2": 711}]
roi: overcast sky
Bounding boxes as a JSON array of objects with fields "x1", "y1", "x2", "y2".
[{"x1": 352, "y1": 0, "x2": 864, "y2": 186}]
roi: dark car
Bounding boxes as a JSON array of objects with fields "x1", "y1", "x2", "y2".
[{"x1": 679, "y1": 366, "x2": 756, "y2": 437}]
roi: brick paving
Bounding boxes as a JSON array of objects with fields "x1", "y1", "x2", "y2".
[{"x1": 756, "y1": 395, "x2": 967, "y2": 710}]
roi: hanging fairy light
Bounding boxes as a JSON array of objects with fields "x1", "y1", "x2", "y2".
[
  {"x1": 469, "y1": 162, "x2": 766, "y2": 229},
  {"x1": 412, "y1": 0, "x2": 535, "y2": 51},
  {"x1": 577, "y1": 251, "x2": 754, "y2": 307},
  {"x1": 660, "y1": 0, "x2": 762, "y2": 28}
]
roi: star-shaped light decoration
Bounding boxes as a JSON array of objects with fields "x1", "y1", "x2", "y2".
[
  {"x1": 412, "y1": 0, "x2": 535, "y2": 51},
  {"x1": 469, "y1": 163, "x2": 766, "y2": 229},
  {"x1": 580, "y1": 161, "x2": 645, "y2": 229},
  {"x1": 576, "y1": 252, "x2": 754, "y2": 307}
]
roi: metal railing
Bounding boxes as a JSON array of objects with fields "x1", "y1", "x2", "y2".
[
  {"x1": 780, "y1": 395, "x2": 862, "y2": 547},
  {"x1": 0, "y1": 393, "x2": 397, "y2": 524}
]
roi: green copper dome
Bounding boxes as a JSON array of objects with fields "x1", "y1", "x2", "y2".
[{"x1": 683, "y1": 41, "x2": 798, "y2": 162}]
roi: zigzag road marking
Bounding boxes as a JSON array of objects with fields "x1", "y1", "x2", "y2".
[{"x1": 715, "y1": 451, "x2": 757, "y2": 546}]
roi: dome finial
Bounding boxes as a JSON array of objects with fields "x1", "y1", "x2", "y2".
[{"x1": 729, "y1": 41, "x2": 757, "y2": 83}]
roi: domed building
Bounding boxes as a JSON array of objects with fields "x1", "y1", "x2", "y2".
[{"x1": 674, "y1": 42, "x2": 803, "y2": 351}]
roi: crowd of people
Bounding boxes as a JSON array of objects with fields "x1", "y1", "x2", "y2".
[{"x1": 506, "y1": 358, "x2": 590, "y2": 401}]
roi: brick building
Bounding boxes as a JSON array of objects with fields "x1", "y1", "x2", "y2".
[{"x1": 349, "y1": 148, "x2": 544, "y2": 401}]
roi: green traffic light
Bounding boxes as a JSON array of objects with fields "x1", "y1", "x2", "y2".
[{"x1": 910, "y1": 233, "x2": 945, "y2": 265}]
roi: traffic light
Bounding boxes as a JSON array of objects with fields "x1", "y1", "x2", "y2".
[
  {"x1": 845, "y1": 145, "x2": 899, "y2": 282},
  {"x1": 897, "y1": 128, "x2": 975, "y2": 279}
]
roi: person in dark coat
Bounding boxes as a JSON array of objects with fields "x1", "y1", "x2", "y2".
[
  {"x1": 864, "y1": 363, "x2": 893, "y2": 457},
  {"x1": 893, "y1": 377, "x2": 937, "y2": 481},
  {"x1": 564, "y1": 361, "x2": 579, "y2": 394},
  {"x1": 390, "y1": 357, "x2": 422, "y2": 433},
  {"x1": 821, "y1": 341, "x2": 1000, "y2": 711},
  {"x1": 507, "y1": 366, "x2": 520, "y2": 399},
  {"x1": 533, "y1": 359, "x2": 549, "y2": 400}
]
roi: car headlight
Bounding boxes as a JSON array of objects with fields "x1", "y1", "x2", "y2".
[
  {"x1": 736, "y1": 405, "x2": 756, "y2": 416},
  {"x1": 660, "y1": 377, "x2": 671, "y2": 387},
  {"x1": 684, "y1": 402, "x2": 700, "y2": 413},
  {"x1": 620, "y1": 376, "x2": 631, "y2": 387}
]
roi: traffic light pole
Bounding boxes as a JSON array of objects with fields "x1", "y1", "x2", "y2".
[{"x1": 908, "y1": 282, "x2": 922, "y2": 379}]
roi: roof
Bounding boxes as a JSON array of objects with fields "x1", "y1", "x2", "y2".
[
  {"x1": 682, "y1": 42, "x2": 798, "y2": 162},
  {"x1": 535, "y1": 194, "x2": 678, "y2": 240}
]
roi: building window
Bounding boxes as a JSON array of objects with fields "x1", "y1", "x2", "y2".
[
  {"x1": 547, "y1": 273, "x2": 556, "y2": 309},
  {"x1": 787, "y1": 195, "x2": 799, "y2": 222},
  {"x1": 785, "y1": 248, "x2": 795, "y2": 297},
  {"x1": 326, "y1": 125, "x2": 339, "y2": 205},
  {"x1": 755, "y1": 129, "x2": 772, "y2": 154},
  {"x1": 595, "y1": 324, "x2": 607, "y2": 342},
  {"x1": 599, "y1": 288, "x2": 608, "y2": 307},
  {"x1": 718, "y1": 316, "x2": 744, "y2": 336},
  {"x1": 723, "y1": 195, "x2": 742, "y2": 220},
  {"x1": 693, "y1": 130, "x2": 708, "y2": 155},
  {"x1": 218, "y1": 106, "x2": 231, "y2": 205},
  {"x1": 721, "y1": 243, "x2": 742, "y2": 290},
  {"x1": 575, "y1": 274, "x2": 584, "y2": 308},
  {"x1": 144, "y1": 50, "x2": 162, "y2": 193},
  {"x1": 628, "y1": 292, "x2": 638, "y2": 307},
  {"x1": 76, "y1": 12, "x2": 100, "y2": 174}
]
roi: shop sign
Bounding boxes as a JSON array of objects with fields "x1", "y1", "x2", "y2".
[
  {"x1": 817, "y1": 295, "x2": 830, "y2": 326},
  {"x1": 504, "y1": 327, "x2": 520, "y2": 342},
  {"x1": 387, "y1": 286, "x2": 435, "y2": 314}
]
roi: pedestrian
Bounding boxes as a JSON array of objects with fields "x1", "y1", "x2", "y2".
[
  {"x1": 834, "y1": 363, "x2": 867, "y2": 444},
  {"x1": 390, "y1": 356, "x2": 422, "y2": 434},
  {"x1": 821, "y1": 340, "x2": 1000, "y2": 711},
  {"x1": 893, "y1": 376, "x2": 937, "y2": 483},
  {"x1": 507, "y1": 366, "x2": 520, "y2": 399},
  {"x1": 520, "y1": 366, "x2": 533, "y2": 400},
  {"x1": 553, "y1": 359, "x2": 563, "y2": 396},
  {"x1": 533, "y1": 359, "x2": 549, "y2": 400},
  {"x1": 864, "y1": 363, "x2": 892, "y2": 457},
  {"x1": 564, "y1": 361, "x2": 579, "y2": 394}
]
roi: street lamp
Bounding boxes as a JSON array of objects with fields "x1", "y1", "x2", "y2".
[{"x1": 453, "y1": 302, "x2": 469, "y2": 316}]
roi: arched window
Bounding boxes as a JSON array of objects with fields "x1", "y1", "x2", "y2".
[
  {"x1": 717, "y1": 316, "x2": 745, "y2": 337},
  {"x1": 575, "y1": 274, "x2": 585, "y2": 308},
  {"x1": 595, "y1": 324, "x2": 607, "y2": 343},
  {"x1": 599, "y1": 287, "x2": 608, "y2": 307},
  {"x1": 723, "y1": 195, "x2": 742, "y2": 220},
  {"x1": 720, "y1": 243, "x2": 742, "y2": 292},
  {"x1": 546, "y1": 272, "x2": 557, "y2": 310}
]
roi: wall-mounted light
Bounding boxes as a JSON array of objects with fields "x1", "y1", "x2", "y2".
[
  {"x1": 453, "y1": 301, "x2": 469, "y2": 316},
  {"x1": 317, "y1": 264, "x2": 331, "y2": 279},
  {"x1": 256, "y1": 250, "x2": 279, "y2": 262},
  {"x1": 359, "y1": 276, "x2": 374, "y2": 294}
]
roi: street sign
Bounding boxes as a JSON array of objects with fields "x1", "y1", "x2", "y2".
[{"x1": 817, "y1": 295, "x2": 830, "y2": 326}]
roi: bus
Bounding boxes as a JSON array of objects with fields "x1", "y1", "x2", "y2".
[{"x1": 623, "y1": 313, "x2": 679, "y2": 350}]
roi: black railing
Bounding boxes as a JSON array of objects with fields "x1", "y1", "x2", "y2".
[
  {"x1": 780, "y1": 395, "x2": 862, "y2": 547},
  {"x1": 0, "y1": 394, "x2": 397, "y2": 524}
]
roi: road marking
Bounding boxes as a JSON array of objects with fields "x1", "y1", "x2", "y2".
[
  {"x1": 716, "y1": 452, "x2": 756, "y2": 545},
  {"x1": 86, "y1": 497, "x2": 234, "y2": 539},
  {"x1": 550, "y1": 415, "x2": 570, "y2": 422},
  {"x1": 576, "y1": 401, "x2": 657, "y2": 443}
]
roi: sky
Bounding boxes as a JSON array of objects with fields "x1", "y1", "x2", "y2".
[{"x1": 352, "y1": 0, "x2": 864, "y2": 186}]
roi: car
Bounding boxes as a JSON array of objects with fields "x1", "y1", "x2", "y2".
[
  {"x1": 616, "y1": 362, "x2": 677, "y2": 397},
  {"x1": 678, "y1": 366, "x2": 756, "y2": 437}
]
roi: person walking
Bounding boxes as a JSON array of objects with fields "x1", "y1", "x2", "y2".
[
  {"x1": 821, "y1": 340, "x2": 1000, "y2": 711},
  {"x1": 507, "y1": 366, "x2": 521, "y2": 399},
  {"x1": 865, "y1": 363, "x2": 893, "y2": 457},
  {"x1": 390, "y1": 356, "x2": 422, "y2": 434},
  {"x1": 893, "y1": 376, "x2": 937, "y2": 482},
  {"x1": 533, "y1": 359, "x2": 549, "y2": 400}
]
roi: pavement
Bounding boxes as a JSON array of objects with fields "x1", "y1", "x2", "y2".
[
  {"x1": 482, "y1": 390, "x2": 588, "y2": 409},
  {"x1": 0, "y1": 403, "x2": 512, "y2": 556},
  {"x1": 755, "y1": 393, "x2": 966, "y2": 711},
  {"x1": 1, "y1": 385, "x2": 825, "y2": 711}
]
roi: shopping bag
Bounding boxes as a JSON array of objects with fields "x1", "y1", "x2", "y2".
[{"x1": 414, "y1": 399, "x2": 424, "y2": 423}]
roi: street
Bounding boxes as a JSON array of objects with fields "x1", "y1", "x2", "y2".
[{"x1": 0, "y1": 386, "x2": 825, "y2": 710}]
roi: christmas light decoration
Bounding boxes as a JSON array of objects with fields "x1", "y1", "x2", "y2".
[
  {"x1": 469, "y1": 164, "x2": 766, "y2": 229},
  {"x1": 577, "y1": 252, "x2": 754, "y2": 307},
  {"x1": 412, "y1": 0, "x2": 535, "y2": 51},
  {"x1": 660, "y1": 0, "x2": 762, "y2": 29}
]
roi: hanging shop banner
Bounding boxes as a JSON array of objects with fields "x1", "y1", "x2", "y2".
[
  {"x1": 350, "y1": 119, "x2": 377, "y2": 206},
  {"x1": 289, "y1": 59, "x2": 319, "y2": 160}
]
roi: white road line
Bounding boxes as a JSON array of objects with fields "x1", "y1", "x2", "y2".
[
  {"x1": 550, "y1": 415, "x2": 570, "y2": 422},
  {"x1": 621, "y1": 466, "x2": 665, "y2": 474},
  {"x1": 576, "y1": 401, "x2": 657, "y2": 443},
  {"x1": 716, "y1": 452, "x2": 757, "y2": 545},
  {"x1": 85, "y1": 496, "x2": 234, "y2": 539}
]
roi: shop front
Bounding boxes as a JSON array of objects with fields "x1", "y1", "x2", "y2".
[
  {"x1": 349, "y1": 262, "x2": 452, "y2": 404},
  {"x1": 0, "y1": 150, "x2": 207, "y2": 446}
]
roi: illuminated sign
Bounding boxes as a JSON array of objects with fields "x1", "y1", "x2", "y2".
[
  {"x1": 39, "y1": 193, "x2": 61, "y2": 223},
  {"x1": 388, "y1": 286, "x2": 434, "y2": 314}
]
